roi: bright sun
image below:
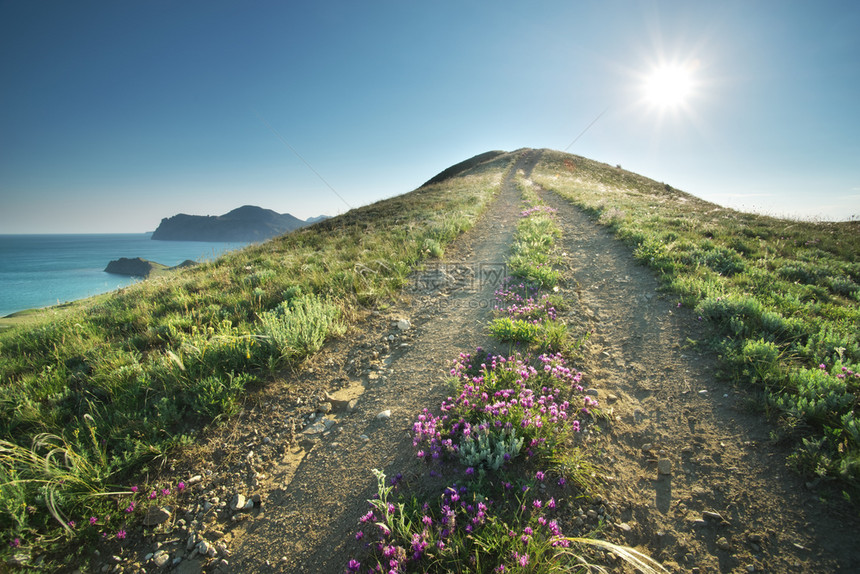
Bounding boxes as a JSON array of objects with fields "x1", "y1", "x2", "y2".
[{"x1": 643, "y1": 63, "x2": 695, "y2": 108}]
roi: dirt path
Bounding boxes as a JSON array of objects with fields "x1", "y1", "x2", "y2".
[
  {"x1": 213, "y1": 151, "x2": 543, "y2": 572},
  {"x1": 535, "y1": 183, "x2": 860, "y2": 573}
]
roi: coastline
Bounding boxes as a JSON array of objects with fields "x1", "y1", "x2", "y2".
[{"x1": 0, "y1": 234, "x2": 249, "y2": 322}]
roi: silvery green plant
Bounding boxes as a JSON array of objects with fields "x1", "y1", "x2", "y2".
[{"x1": 458, "y1": 424, "x2": 523, "y2": 471}]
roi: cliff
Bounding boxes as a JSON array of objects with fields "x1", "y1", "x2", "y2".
[{"x1": 151, "y1": 205, "x2": 324, "y2": 242}]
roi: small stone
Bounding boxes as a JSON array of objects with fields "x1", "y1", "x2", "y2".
[
  {"x1": 318, "y1": 402, "x2": 332, "y2": 414},
  {"x1": 396, "y1": 319, "x2": 412, "y2": 331},
  {"x1": 188, "y1": 475, "x2": 203, "y2": 485},
  {"x1": 747, "y1": 533, "x2": 763, "y2": 543},
  {"x1": 153, "y1": 550, "x2": 170, "y2": 568},
  {"x1": 617, "y1": 522, "x2": 632, "y2": 532},
  {"x1": 263, "y1": 436, "x2": 271, "y2": 444},
  {"x1": 607, "y1": 394, "x2": 619, "y2": 403},
  {"x1": 698, "y1": 389, "x2": 708, "y2": 395},
  {"x1": 197, "y1": 540, "x2": 210, "y2": 555},
  {"x1": 186, "y1": 534, "x2": 197, "y2": 551},
  {"x1": 716, "y1": 536, "x2": 732, "y2": 551},
  {"x1": 641, "y1": 443, "x2": 653, "y2": 452},
  {"x1": 143, "y1": 505, "x2": 172, "y2": 526},
  {"x1": 359, "y1": 434, "x2": 370, "y2": 441},
  {"x1": 216, "y1": 542, "x2": 229, "y2": 557},
  {"x1": 376, "y1": 409, "x2": 392, "y2": 420},
  {"x1": 657, "y1": 458, "x2": 673, "y2": 475},
  {"x1": 230, "y1": 494, "x2": 246, "y2": 511}
]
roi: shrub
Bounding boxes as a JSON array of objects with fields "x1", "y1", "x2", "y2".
[{"x1": 257, "y1": 294, "x2": 344, "y2": 364}]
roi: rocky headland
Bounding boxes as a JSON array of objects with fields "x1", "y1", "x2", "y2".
[
  {"x1": 151, "y1": 205, "x2": 327, "y2": 242},
  {"x1": 104, "y1": 257, "x2": 196, "y2": 278}
]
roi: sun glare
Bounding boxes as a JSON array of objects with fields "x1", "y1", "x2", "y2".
[{"x1": 643, "y1": 63, "x2": 695, "y2": 108}]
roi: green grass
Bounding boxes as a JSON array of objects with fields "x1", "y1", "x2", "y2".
[
  {"x1": 531, "y1": 149, "x2": 860, "y2": 487},
  {"x1": 0, "y1": 152, "x2": 515, "y2": 559}
]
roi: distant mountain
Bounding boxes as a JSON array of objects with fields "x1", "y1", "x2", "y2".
[
  {"x1": 151, "y1": 205, "x2": 327, "y2": 242},
  {"x1": 305, "y1": 215, "x2": 330, "y2": 224}
]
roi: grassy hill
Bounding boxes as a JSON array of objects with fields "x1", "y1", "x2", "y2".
[
  {"x1": 1, "y1": 148, "x2": 858, "y2": 568},
  {"x1": 0, "y1": 151, "x2": 515, "y2": 560}
]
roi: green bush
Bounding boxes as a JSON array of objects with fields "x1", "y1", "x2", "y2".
[{"x1": 258, "y1": 294, "x2": 344, "y2": 364}]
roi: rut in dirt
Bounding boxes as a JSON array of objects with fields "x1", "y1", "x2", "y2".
[
  {"x1": 535, "y1": 183, "x2": 859, "y2": 573},
  {"x1": 226, "y1": 151, "x2": 544, "y2": 572}
]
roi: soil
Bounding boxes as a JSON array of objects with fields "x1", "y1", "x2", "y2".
[{"x1": 87, "y1": 149, "x2": 860, "y2": 573}]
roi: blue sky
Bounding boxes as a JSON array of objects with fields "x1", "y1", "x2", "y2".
[{"x1": 1, "y1": 0, "x2": 858, "y2": 233}]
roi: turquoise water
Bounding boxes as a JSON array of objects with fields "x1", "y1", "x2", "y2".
[{"x1": 0, "y1": 234, "x2": 249, "y2": 317}]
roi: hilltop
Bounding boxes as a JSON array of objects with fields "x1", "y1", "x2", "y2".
[{"x1": 151, "y1": 205, "x2": 327, "y2": 242}]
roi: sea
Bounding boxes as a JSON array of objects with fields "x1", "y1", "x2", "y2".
[{"x1": 0, "y1": 234, "x2": 250, "y2": 318}]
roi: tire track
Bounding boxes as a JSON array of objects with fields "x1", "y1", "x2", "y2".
[
  {"x1": 535, "y1": 182, "x2": 859, "y2": 573},
  {"x1": 225, "y1": 150, "x2": 543, "y2": 572}
]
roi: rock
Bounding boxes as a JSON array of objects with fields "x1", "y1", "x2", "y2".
[
  {"x1": 607, "y1": 393, "x2": 619, "y2": 403},
  {"x1": 585, "y1": 388, "x2": 599, "y2": 397},
  {"x1": 230, "y1": 494, "x2": 246, "y2": 511},
  {"x1": 243, "y1": 498, "x2": 254, "y2": 510},
  {"x1": 105, "y1": 257, "x2": 171, "y2": 278},
  {"x1": 657, "y1": 458, "x2": 673, "y2": 475},
  {"x1": 376, "y1": 409, "x2": 392, "y2": 420},
  {"x1": 617, "y1": 522, "x2": 632, "y2": 532},
  {"x1": 186, "y1": 534, "x2": 197, "y2": 551},
  {"x1": 641, "y1": 443, "x2": 653, "y2": 452},
  {"x1": 747, "y1": 533, "x2": 763, "y2": 543},
  {"x1": 716, "y1": 536, "x2": 732, "y2": 551},
  {"x1": 197, "y1": 540, "x2": 211, "y2": 555},
  {"x1": 216, "y1": 542, "x2": 229, "y2": 557},
  {"x1": 302, "y1": 418, "x2": 335, "y2": 435},
  {"x1": 153, "y1": 550, "x2": 170, "y2": 568},
  {"x1": 318, "y1": 402, "x2": 332, "y2": 413},
  {"x1": 396, "y1": 319, "x2": 411, "y2": 331},
  {"x1": 360, "y1": 434, "x2": 370, "y2": 441},
  {"x1": 144, "y1": 505, "x2": 172, "y2": 526},
  {"x1": 188, "y1": 475, "x2": 203, "y2": 485}
]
